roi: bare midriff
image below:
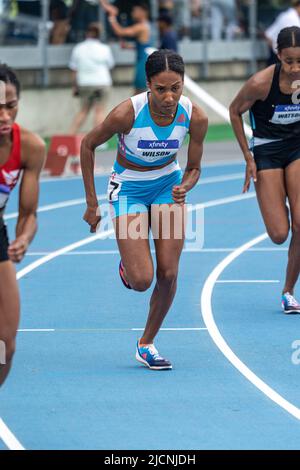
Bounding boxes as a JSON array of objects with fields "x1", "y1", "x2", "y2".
[{"x1": 116, "y1": 152, "x2": 177, "y2": 172}]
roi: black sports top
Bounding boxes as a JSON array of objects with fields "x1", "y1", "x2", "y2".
[{"x1": 250, "y1": 64, "x2": 300, "y2": 141}]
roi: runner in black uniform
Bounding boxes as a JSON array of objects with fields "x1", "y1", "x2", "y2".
[{"x1": 230, "y1": 26, "x2": 300, "y2": 314}]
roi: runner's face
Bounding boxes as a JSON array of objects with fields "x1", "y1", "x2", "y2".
[
  {"x1": 0, "y1": 83, "x2": 18, "y2": 136},
  {"x1": 278, "y1": 47, "x2": 300, "y2": 80},
  {"x1": 148, "y1": 71, "x2": 183, "y2": 115}
]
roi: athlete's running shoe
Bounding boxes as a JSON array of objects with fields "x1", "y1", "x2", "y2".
[
  {"x1": 119, "y1": 260, "x2": 132, "y2": 289},
  {"x1": 136, "y1": 341, "x2": 172, "y2": 370},
  {"x1": 282, "y1": 292, "x2": 300, "y2": 314}
]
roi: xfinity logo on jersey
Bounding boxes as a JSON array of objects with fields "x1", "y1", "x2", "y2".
[
  {"x1": 270, "y1": 104, "x2": 300, "y2": 125},
  {"x1": 138, "y1": 139, "x2": 179, "y2": 149},
  {"x1": 137, "y1": 139, "x2": 179, "y2": 161}
]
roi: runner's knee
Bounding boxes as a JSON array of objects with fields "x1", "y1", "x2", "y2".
[
  {"x1": 268, "y1": 228, "x2": 289, "y2": 245},
  {"x1": 291, "y1": 219, "x2": 300, "y2": 237},
  {"x1": 157, "y1": 268, "x2": 178, "y2": 286},
  {"x1": 131, "y1": 276, "x2": 153, "y2": 291}
]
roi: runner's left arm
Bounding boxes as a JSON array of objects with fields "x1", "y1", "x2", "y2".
[{"x1": 172, "y1": 104, "x2": 208, "y2": 204}]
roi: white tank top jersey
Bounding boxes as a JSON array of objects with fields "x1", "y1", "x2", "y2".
[{"x1": 118, "y1": 91, "x2": 193, "y2": 168}]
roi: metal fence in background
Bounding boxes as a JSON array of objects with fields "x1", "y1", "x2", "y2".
[{"x1": 0, "y1": 0, "x2": 273, "y2": 86}]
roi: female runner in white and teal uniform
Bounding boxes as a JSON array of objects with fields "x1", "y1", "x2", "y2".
[
  {"x1": 230, "y1": 27, "x2": 300, "y2": 314},
  {"x1": 81, "y1": 50, "x2": 208, "y2": 370}
]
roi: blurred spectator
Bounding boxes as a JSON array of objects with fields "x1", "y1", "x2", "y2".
[
  {"x1": 158, "y1": 0, "x2": 174, "y2": 16},
  {"x1": 0, "y1": 0, "x2": 9, "y2": 44},
  {"x1": 49, "y1": 0, "x2": 70, "y2": 44},
  {"x1": 173, "y1": 0, "x2": 191, "y2": 38},
  {"x1": 265, "y1": 0, "x2": 300, "y2": 64},
  {"x1": 113, "y1": 0, "x2": 150, "y2": 20},
  {"x1": 190, "y1": 0, "x2": 202, "y2": 39},
  {"x1": 69, "y1": 22, "x2": 114, "y2": 134},
  {"x1": 106, "y1": 3, "x2": 152, "y2": 94},
  {"x1": 191, "y1": 0, "x2": 201, "y2": 17},
  {"x1": 17, "y1": 0, "x2": 40, "y2": 16},
  {"x1": 69, "y1": 0, "x2": 99, "y2": 42},
  {"x1": 211, "y1": 0, "x2": 239, "y2": 40},
  {"x1": 0, "y1": 0, "x2": 7, "y2": 15},
  {"x1": 157, "y1": 13, "x2": 178, "y2": 51}
]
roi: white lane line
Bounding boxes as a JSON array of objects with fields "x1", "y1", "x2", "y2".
[
  {"x1": 25, "y1": 247, "x2": 288, "y2": 256},
  {"x1": 25, "y1": 251, "x2": 121, "y2": 256},
  {"x1": 18, "y1": 328, "x2": 207, "y2": 333},
  {"x1": 4, "y1": 174, "x2": 254, "y2": 222},
  {"x1": 4, "y1": 194, "x2": 107, "y2": 221},
  {"x1": 1, "y1": 189, "x2": 257, "y2": 450},
  {"x1": 199, "y1": 192, "x2": 255, "y2": 210},
  {"x1": 39, "y1": 159, "x2": 244, "y2": 183},
  {"x1": 132, "y1": 328, "x2": 207, "y2": 331},
  {"x1": 0, "y1": 420, "x2": 24, "y2": 451},
  {"x1": 0, "y1": 230, "x2": 112, "y2": 451},
  {"x1": 15, "y1": 191, "x2": 258, "y2": 286},
  {"x1": 216, "y1": 280, "x2": 280, "y2": 283},
  {"x1": 182, "y1": 247, "x2": 287, "y2": 252},
  {"x1": 201, "y1": 233, "x2": 300, "y2": 421},
  {"x1": 18, "y1": 329, "x2": 55, "y2": 332},
  {"x1": 197, "y1": 173, "x2": 244, "y2": 186},
  {"x1": 40, "y1": 172, "x2": 108, "y2": 183},
  {"x1": 16, "y1": 230, "x2": 114, "y2": 281},
  {"x1": 201, "y1": 159, "x2": 244, "y2": 168}
]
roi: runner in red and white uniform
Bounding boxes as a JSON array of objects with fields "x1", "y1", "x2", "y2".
[{"x1": 0, "y1": 64, "x2": 45, "y2": 386}]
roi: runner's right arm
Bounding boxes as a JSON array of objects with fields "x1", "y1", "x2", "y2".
[
  {"x1": 80, "y1": 99, "x2": 134, "y2": 232},
  {"x1": 229, "y1": 68, "x2": 272, "y2": 192}
]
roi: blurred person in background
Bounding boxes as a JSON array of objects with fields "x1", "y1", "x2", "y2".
[
  {"x1": 158, "y1": 0, "x2": 174, "y2": 16},
  {"x1": 265, "y1": 0, "x2": 300, "y2": 65},
  {"x1": 49, "y1": 0, "x2": 70, "y2": 44},
  {"x1": 104, "y1": 2, "x2": 152, "y2": 94},
  {"x1": 157, "y1": 12, "x2": 178, "y2": 52},
  {"x1": 211, "y1": 0, "x2": 240, "y2": 40},
  {"x1": 69, "y1": 0, "x2": 99, "y2": 42},
  {"x1": 69, "y1": 22, "x2": 114, "y2": 134}
]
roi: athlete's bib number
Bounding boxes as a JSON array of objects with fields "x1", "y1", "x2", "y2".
[{"x1": 107, "y1": 178, "x2": 121, "y2": 202}]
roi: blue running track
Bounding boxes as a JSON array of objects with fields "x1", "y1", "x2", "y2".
[{"x1": 1, "y1": 159, "x2": 300, "y2": 450}]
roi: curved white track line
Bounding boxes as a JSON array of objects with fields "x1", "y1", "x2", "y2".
[
  {"x1": 5, "y1": 171, "x2": 246, "y2": 222},
  {"x1": 197, "y1": 173, "x2": 244, "y2": 186},
  {"x1": 4, "y1": 172, "x2": 250, "y2": 222},
  {"x1": 0, "y1": 419, "x2": 24, "y2": 450},
  {"x1": 1, "y1": 229, "x2": 113, "y2": 451},
  {"x1": 16, "y1": 230, "x2": 114, "y2": 280},
  {"x1": 4, "y1": 195, "x2": 107, "y2": 221},
  {"x1": 39, "y1": 158, "x2": 244, "y2": 183},
  {"x1": 0, "y1": 186, "x2": 256, "y2": 450},
  {"x1": 201, "y1": 233, "x2": 300, "y2": 420}
]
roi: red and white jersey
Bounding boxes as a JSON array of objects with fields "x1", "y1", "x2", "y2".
[{"x1": 0, "y1": 123, "x2": 22, "y2": 213}]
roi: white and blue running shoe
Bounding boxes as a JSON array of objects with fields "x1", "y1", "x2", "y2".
[
  {"x1": 136, "y1": 341, "x2": 172, "y2": 370},
  {"x1": 282, "y1": 292, "x2": 300, "y2": 314}
]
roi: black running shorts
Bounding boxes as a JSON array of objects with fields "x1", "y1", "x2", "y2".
[
  {"x1": 0, "y1": 223, "x2": 9, "y2": 262},
  {"x1": 253, "y1": 137, "x2": 300, "y2": 171}
]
